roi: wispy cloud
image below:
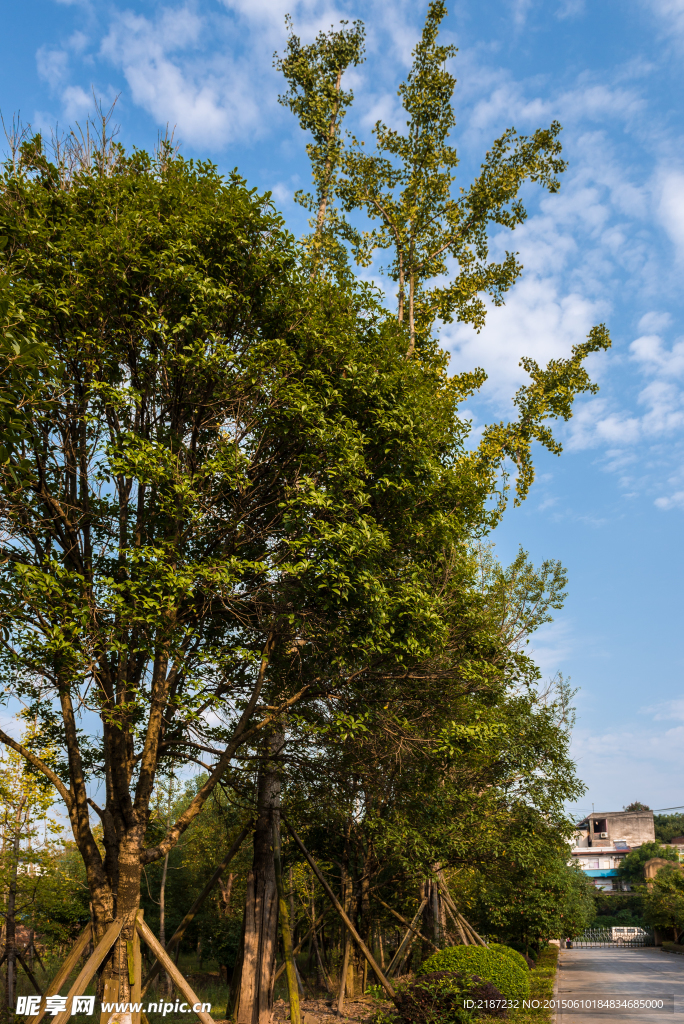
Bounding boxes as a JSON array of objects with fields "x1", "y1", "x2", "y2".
[
  {"x1": 646, "y1": 0, "x2": 684, "y2": 42},
  {"x1": 100, "y1": 6, "x2": 265, "y2": 148}
]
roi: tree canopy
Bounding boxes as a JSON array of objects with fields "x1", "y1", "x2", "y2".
[{"x1": 0, "y1": 1, "x2": 613, "y2": 1017}]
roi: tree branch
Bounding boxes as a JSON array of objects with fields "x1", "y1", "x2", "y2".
[{"x1": 0, "y1": 728, "x2": 73, "y2": 809}]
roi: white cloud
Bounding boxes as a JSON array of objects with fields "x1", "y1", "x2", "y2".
[
  {"x1": 447, "y1": 277, "x2": 602, "y2": 407},
  {"x1": 655, "y1": 489, "x2": 684, "y2": 509},
  {"x1": 568, "y1": 399, "x2": 642, "y2": 450},
  {"x1": 570, "y1": 719, "x2": 684, "y2": 810},
  {"x1": 62, "y1": 85, "x2": 93, "y2": 120},
  {"x1": 556, "y1": 0, "x2": 585, "y2": 18},
  {"x1": 510, "y1": 0, "x2": 533, "y2": 27},
  {"x1": 36, "y1": 46, "x2": 70, "y2": 89},
  {"x1": 100, "y1": 7, "x2": 264, "y2": 148},
  {"x1": 644, "y1": 698, "x2": 684, "y2": 721},
  {"x1": 656, "y1": 170, "x2": 684, "y2": 260},
  {"x1": 647, "y1": 0, "x2": 684, "y2": 40},
  {"x1": 528, "y1": 619, "x2": 574, "y2": 675}
]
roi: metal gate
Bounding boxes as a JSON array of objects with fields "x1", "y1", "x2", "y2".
[{"x1": 573, "y1": 928, "x2": 655, "y2": 948}]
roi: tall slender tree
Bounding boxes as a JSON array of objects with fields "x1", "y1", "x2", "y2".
[
  {"x1": 275, "y1": 17, "x2": 365, "y2": 277},
  {"x1": 338, "y1": 0, "x2": 566, "y2": 355}
]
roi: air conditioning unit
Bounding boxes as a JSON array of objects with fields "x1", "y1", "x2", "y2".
[{"x1": 599, "y1": 832, "x2": 608, "y2": 839}]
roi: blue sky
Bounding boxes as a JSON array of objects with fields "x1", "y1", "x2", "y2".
[{"x1": 3, "y1": 0, "x2": 684, "y2": 817}]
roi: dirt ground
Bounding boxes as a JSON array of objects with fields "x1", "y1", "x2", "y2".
[
  {"x1": 216, "y1": 995, "x2": 394, "y2": 1024},
  {"x1": 273, "y1": 996, "x2": 390, "y2": 1022}
]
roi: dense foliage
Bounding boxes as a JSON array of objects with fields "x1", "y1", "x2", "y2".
[
  {"x1": 654, "y1": 814, "x2": 684, "y2": 843},
  {"x1": 0, "y1": 1, "x2": 611, "y2": 1017},
  {"x1": 643, "y1": 867, "x2": 684, "y2": 942},
  {"x1": 419, "y1": 946, "x2": 530, "y2": 1003},
  {"x1": 617, "y1": 842, "x2": 679, "y2": 885}
]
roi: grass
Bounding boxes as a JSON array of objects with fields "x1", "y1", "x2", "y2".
[{"x1": 504, "y1": 945, "x2": 559, "y2": 1024}]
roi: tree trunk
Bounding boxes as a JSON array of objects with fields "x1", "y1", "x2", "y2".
[
  {"x1": 6, "y1": 797, "x2": 26, "y2": 1010},
  {"x1": 232, "y1": 733, "x2": 283, "y2": 1024},
  {"x1": 273, "y1": 818, "x2": 300, "y2": 1024},
  {"x1": 431, "y1": 879, "x2": 441, "y2": 947},
  {"x1": 218, "y1": 873, "x2": 235, "y2": 916},
  {"x1": 336, "y1": 841, "x2": 351, "y2": 1014},
  {"x1": 159, "y1": 851, "x2": 171, "y2": 996},
  {"x1": 407, "y1": 273, "x2": 415, "y2": 356}
]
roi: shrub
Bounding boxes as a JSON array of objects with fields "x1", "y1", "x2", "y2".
[
  {"x1": 418, "y1": 946, "x2": 530, "y2": 1004},
  {"x1": 392, "y1": 971, "x2": 508, "y2": 1023},
  {"x1": 488, "y1": 943, "x2": 531, "y2": 973}
]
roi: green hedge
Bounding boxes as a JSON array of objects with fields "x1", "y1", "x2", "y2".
[
  {"x1": 418, "y1": 945, "x2": 530, "y2": 1004},
  {"x1": 661, "y1": 941, "x2": 684, "y2": 953},
  {"x1": 488, "y1": 942, "x2": 531, "y2": 974}
]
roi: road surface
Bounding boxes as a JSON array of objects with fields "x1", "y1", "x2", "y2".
[{"x1": 556, "y1": 947, "x2": 684, "y2": 1023}]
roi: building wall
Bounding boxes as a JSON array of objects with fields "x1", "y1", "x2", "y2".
[
  {"x1": 644, "y1": 857, "x2": 684, "y2": 880},
  {"x1": 587, "y1": 811, "x2": 655, "y2": 848}
]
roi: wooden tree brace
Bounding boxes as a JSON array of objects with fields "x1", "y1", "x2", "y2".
[
  {"x1": 129, "y1": 911, "x2": 143, "y2": 1024},
  {"x1": 17, "y1": 951, "x2": 43, "y2": 995},
  {"x1": 437, "y1": 877, "x2": 487, "y2": 947},
  {"x1": 372, "y1": 895, "x2": 440, "y2": 953},
  {"x1": 443, "y1": 899, "x2": 469, "y2": 945},
  {"x1": 273, "y1": 925, "x2": 314, "y2": 983},
  {"x1": 282, "y1": 816, "x2": 395, "y2": 999},
  {"x1": 141, "y1": 823, "x2": 250, "y2": 997},
  {"x1": 136, "y1": 917, "x2": 215, "y2": 1024},
  {"x1": 27, "y1": 925, "x2": 94, "y2": 1024},
  {"x1": 53, "y1": 919, "x2": 124, "y2": 1024},
  {"x1": 385, "y1": 898, "x2": 428, "y2": 978}
]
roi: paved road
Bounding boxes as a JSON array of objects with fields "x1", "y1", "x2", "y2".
[{"x1": 556, "y1": 948, "x2": 684, "y2": 1023}]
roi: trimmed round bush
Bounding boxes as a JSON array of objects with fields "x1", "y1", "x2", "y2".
[
  {"x1": 488, "y1": 943, "x2": 532, "y2": 973},
  {"x1": 418, "y1": 946, "x2": 530, "y2": 1004},
  {"x1": 394, "y1": 971, "x2": 508, "y2": 1023}
]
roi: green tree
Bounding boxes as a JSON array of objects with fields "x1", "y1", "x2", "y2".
[
  {"x1": 0, "y1": 722, "x2": 61, "y2": 1008},
  {"x1": 0, "y1": 129, "x2": 602, "y2": 1013},
  {"x1": 0, "y1": 135, "x2": 485, "y2": 1003},
  {"x1": 338, "y1": 0, "x2": 566, "y2": 356},
  {"x1": 275, "y1": 17, "x2": 365, "y2": 277},
  {"x1": 644, "y1": 868, "x2": 684, "y2": 942},
  {"x1": 654, "y1": 813, "x2": 684, "y2": 843},
  {"x1": 617, "y1": 842, "x2": 679, "y2": 886},
  {"x1": 281, "y1": 2, "x2": 611, "y2": 504},
  {"x1": 460, "y1": 851, "x2": 595, "y2": 952}
]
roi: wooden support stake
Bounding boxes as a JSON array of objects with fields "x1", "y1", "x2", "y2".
[
  {"x1": 274, "y1": 926, "x2": 314, "y2": 983},
  {"x1": 136, "y1": 917, "x2": 215, "y2": 1024},
  {"x1": 372, "y1": 896, "x2": 440, "y2": 953},
  {"x1": 443, "y1": 901, "x2": 468, "y2": 945},
  {"x1": 27, "y1": 925, "x2": 93, "y2": 1024},
  {"x1": 141, "y1": 823, "x2": 250, "y2": 997},
  {"x1": 385, "y1": 899, "x2": 427, "y2": 978},
  {"x1": 282, "y1": 817, "x2": 395, "y2": 1000},
  {"x1": 436, "y1": 877, "x2": 487, "y2": 947},
  {"x1": 17, "y1": 952, "x2": 43, "y2": 995},
  {"x1": 99, "y1": 976, "x2": 119, "y2": 1024},
  {"x1": 55, "y1": 919, "x2": 124, "y2": 1024},
  {"x1": 336, "y1": 930, "x2": 351, "y2": 1017},
  {"x1": 131, "y1": 911, "x2": 143, "y2": 1024},
  {"x1": 459, "y1": 913, "x2": 486, "y2": 947},
  {"x1": 273, "y1": 818, "x2": 301, "y2": 1024}
]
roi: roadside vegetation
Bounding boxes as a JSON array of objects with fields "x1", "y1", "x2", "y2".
[{"x1": 0, "y1": 2, "x2": 608, "y2": 1021}]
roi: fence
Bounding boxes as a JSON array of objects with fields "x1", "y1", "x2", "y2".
[{"x1": 572, "y1": 927, "x2": 655, "y2": 948}]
